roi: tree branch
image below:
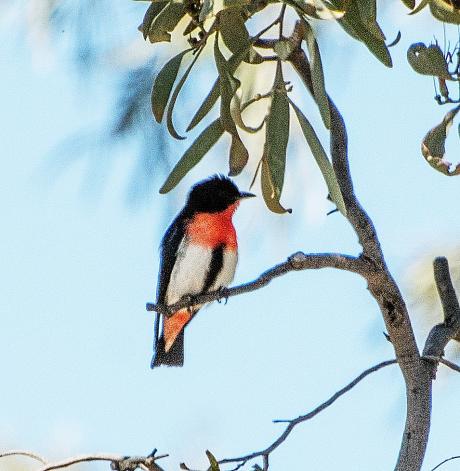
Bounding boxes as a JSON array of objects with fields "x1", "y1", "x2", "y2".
[
  {"x1": 422, "y1": 356, "x2": 460, "y2": 374},
  {"x1": 0, "y1": 451, "x2": 167, "y2": 471},
  {"x1": 146, "y1": 252, "x2": 365, "y2": 316},
  {"x1": 217, "y1": 360, "x2": 397, "y2": 470},
  {"x1": 423, "y1": 257, "x2": 460, "y2": 377},
  {"x1": 285, "y1": 24, "x2": 432, "y2": 471}
]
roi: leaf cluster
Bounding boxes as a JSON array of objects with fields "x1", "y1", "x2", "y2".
[{"x1": 140, "y1": 0, "x2": 396, "y2": 213}]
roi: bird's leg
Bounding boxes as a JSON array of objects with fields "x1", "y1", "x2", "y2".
[
  {"x1": 217, "y1": 287, "x2": 229, "y2": 305},
  {"x1": 181, "y1": 294, "x2": 199, "y2": 314}
]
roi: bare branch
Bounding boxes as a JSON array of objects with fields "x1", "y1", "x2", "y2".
[
  {"x1": 219, "y1": 360, "x2": 396, "y2": 469},
  {"x1": 431, "y1": 455, "x2": 460, "y2": 471},
  {"x1": 0, "y1": 451, "x2": 167, "y2": 471},
  {"x1": 146, "y1": 252, "x2": 365, "y2": 316},
  {"x1": 0, "y1": 451, "x2": 47, "y2": 465},
  {"x1": 423, "y1": 257, "x2": 460, "y2": 377}
]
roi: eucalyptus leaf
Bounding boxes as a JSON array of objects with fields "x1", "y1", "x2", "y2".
[
  {"x1": 261, "y1": 157, "x2": 291, "y2": 214},
  {"x1": 338, "y1": 1, "x2": 392, "y2": 67},
  {"x1": 166, "y1": 47, "x2": 204, "y2": 140},
  {"x1": 219, "y1": 9, "x2": 263, "y2": 63},
  {"x1": 160, "y1": 119, "x2": 224, "y2": 193},
  {"x1": 289, "y1": 99, "x2": 346, "y2": 215},
  {"x1": 409, "y1": 0, "x2": 429, "y2": 15},
  {"x1": 148, "y1": 2, "x2": 186, "y2": 43},
  {"x1": 421, "y1": 105, "x2": 460, "y2": 176},
  {"x1": 141, "y1": 1, "x2": 168, "y2": 40},
  {"x1": 354, "y1": 0, "x2": 384, "y2": 41},
  {"x1": 205, "y1": 451, "x2": 220, "y2": 471},
  {"x1": 230, "y1": 94, "x2": 265, "y2": 134},
  {"x1": 407, "y1": 43, "x2": 450, "y2": 78},
  {"x1": 199, "y1": 0, "x2": 214, "y2": 22},
  {"x1": 429, "y1": 0, "x2": 460, "y2": 24},
  {"x1": 214, "y1": 34, "x2": 249, "y2": 174},
  {"x1": 401, "y1": 0, "x2": 415, "y2": 8},
  {"x1": 151, "y1": 49, "x2": 191, "y2": 123},
  {"x1": 265, "y1": 61, "x2": 289, "y2": 194},
  {"x1": 187, "y1": 48, "x2": 247, "y2": 132},
  {"x1": 302, "y1": 20, "x2": 330, "y2": 129}
]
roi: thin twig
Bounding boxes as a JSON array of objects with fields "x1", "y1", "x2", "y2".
[
  {"x1": 0, "y1": 452, "x2": 168, "y2": 471},
  {"x1": 219, "y1": 359, "x2": 397, "y2": 467},
  {"x1": 423, "y1": 356, "x2": 460, "y2": 374},
  {"x1": 431, "y1": 455, "x2": 460, "y2": 471},
  {"x1": 146, "y1": 252, "x2": 365, "y2": 316},
  {"x1": 0, "y1": 450, "x2": 47, "y2": 465}
]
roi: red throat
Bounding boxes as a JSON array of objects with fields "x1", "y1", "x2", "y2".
[{"x1": 186, "y1": 202, "x2": 238, "y2": 249}]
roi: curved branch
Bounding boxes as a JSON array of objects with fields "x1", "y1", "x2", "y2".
[
  {"x1": 146, "y1": 252, "x2": 365, "y2": 316},
  {"x1": 423, "y1": 257, "x2": 460, "y2": 372},
  {"x1": 0, "y1": 451, "x2": 167, "y2": 471},
  {"x1": 218, "y1": 359, "x2": 397, "y2": 470},
  {"x1": 0, "y1": 451, "x2": 47, "y2": 465},
  {"x1": 431, "y1": 455, "x2": 460, "y2": 471}
]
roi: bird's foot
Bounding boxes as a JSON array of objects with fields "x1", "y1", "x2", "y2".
[
  {"x1": 216, "y1": 287, "x2": 229, "y2": 305},
  {"x1": 181, "y1": 294, "x2": 198, "y2": 313}
]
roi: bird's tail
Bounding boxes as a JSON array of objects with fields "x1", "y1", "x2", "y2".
[{"x1": 151, "y1": 309, "x2": 191, "y2": 368}]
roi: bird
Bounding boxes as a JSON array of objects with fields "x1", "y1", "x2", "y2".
[{"x1": 151, "y1": 175, "x2": 255, "y2": 368}]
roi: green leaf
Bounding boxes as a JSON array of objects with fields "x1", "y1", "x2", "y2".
[
  {"x1": 421, "y1": 105, "x2": 460, "y2": 176},
  {"x1": 141, "y1": 1, "x2": 168, "y2": 40},
  {"x1": 219, "y1": 9, "x2": 263, "y2": 64},
  {"x1": 230, "y1": 94, "x2": 265, "y2": 133},
  {"x1": 187, "y1": 49, "x2": 247, "y2": 132},
  {"x1": 151, "y1": 49, "x2": 191, "y2": 123},
  {"x1": 273, "y1": 39, "x2": 295, "y2": 61},
  {"x1": 205, "y1": 451, "x2": 220, "y2": 471},
  {"x1": 166, "y1": 47, "x2": 204, "y2": 140},
  {"x1": 401, "y1": 0, "x2": 416, "y2": 8},
  {"x1": 160, "y1": 119, "x2": 224, "y2": 193},
  {"x1": 261, "y1": 157, "x2": 291, "y2": 214},
  {"x1": 407, "y1": 43, "x2": 450, "y2": 78},
  {"x1": 265, "y1": 61, "x2": 289, "y2": 194},
  {"x1": 355, "y1": 0, "x2": 384, "y2": 41},
  {"x1": 302, "y1": 20, "x2": 330, "y2": 129},
  {"x1": 289, "y1": 99, "x2": 346, "y2": 215},
  {"x1": 409, "y1": 0, "x2": 429, "y2": 15},
  {"x1": 214, "y1": 34, "x2": 249, "y2": 175},
  {"x1": 338, "y1": 0, "x2": 392, "y2": 67},
  {"x1": 429, "y1": 0, "x2": 460, "y2": 24},
  {"x1": 148, "y1": 2, "x2": 186, "y2": 43}
]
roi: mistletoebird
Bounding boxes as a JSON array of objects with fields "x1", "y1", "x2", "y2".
[{"x1": 151, "y1": 175, "x2": 255, "y2": 368}]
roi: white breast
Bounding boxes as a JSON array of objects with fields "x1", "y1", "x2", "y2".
[{"x1": 165, "y1": 240, "x2": 238, "y2": 305}]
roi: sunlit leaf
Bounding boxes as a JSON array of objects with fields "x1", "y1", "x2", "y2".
[
  {"x1": 409, "y1": 0, "x2": 429, "y2": 15},
  {"x1": 230, "y1": 94, "x2": 265, "y2": 133},
  {"x1": 401, "y1": 0, "x2": 416, "y2": 8},
  {"x1": 265, "y1": 61, "x2": 289, "y2": 194},
  {"x1": 289, "y1": 99, "x2": 346, "y2": 215},
  {"x1": 407, "y1": 43, "x2": 450, "y2": 78},
  {"x1": 302, "y1": 19, "x2": 330, "y2": 129},
  {"x1": 261, "y1": 157, "x2": 291, "y2": 214},
  {"x1": 147, "y1": 2, "x2": 186, "y2": 43},
  {"x1": 160, "y1": 119, "x2": 224, "y2": 193},
  {"x1": 273, "y1": 39, "x2": 295, "y2": 60},
  {"x1": 141, "y1": 1, "x2": 168, "y2": 40},
  {"x1": 205, "y1": 451, "x2": 220, "y2": 471},
  {"x1": 430, "y1": 0, "x2": 460, "y2": 24},
  {"x1": 166, "y1": 47, "x2": 204, "y2": 140},
  {"x1": 151, "y1": 49, "x2": 191, "y2": 123},
  {"x1": 187, "y1": 49, "x2": 247, "y2": 131},
  {"x1": 219, "y1": 9, "x2": 263, "y2": 63},
  {"x1": 421, "y1": 104, "x2": 460, "y2": 176}
]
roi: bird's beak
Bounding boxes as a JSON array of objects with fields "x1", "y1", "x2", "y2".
[{"x1": 238, "y1": 191, "x2": 256, "y2": 200}]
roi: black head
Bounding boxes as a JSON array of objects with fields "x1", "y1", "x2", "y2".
[{"x1": 185, "y1": 175, "x2": 255, "y2": 213}]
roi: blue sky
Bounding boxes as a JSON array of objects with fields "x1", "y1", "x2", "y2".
[{"x1": 2, "y1": 2, "x2": 460, "y2": 471}]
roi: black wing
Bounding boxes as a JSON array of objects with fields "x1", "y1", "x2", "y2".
[{"x1": 156, "y1": 209, "x2": 188, "y2": 304}]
